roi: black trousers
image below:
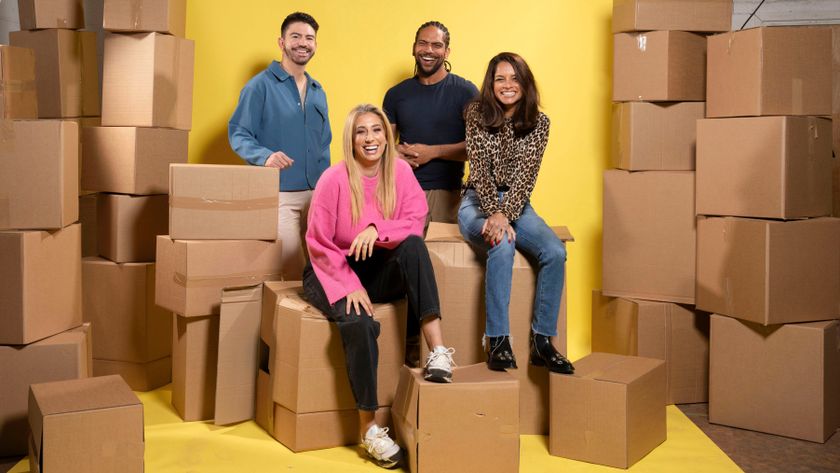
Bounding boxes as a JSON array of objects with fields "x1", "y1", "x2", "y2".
[{"x1": 302, "y1": 235, "x2": 442, "y2": 411}]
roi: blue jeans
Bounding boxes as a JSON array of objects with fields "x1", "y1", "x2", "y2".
[{"x1": 458, "y1": 189, "x2": 566, "y2": 338}]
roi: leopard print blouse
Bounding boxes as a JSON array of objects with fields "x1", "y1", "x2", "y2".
[{"x1": 463, "y1": 102, "x2": 550, "y2": 221}]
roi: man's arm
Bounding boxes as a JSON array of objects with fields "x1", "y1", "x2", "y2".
[{"x1": 398, "y1": 141, "x2": 467, "y2": 164}]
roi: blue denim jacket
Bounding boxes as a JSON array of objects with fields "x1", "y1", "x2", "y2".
[{"x1": 228, "y1": 61, "x2": 331, "y2": 191}]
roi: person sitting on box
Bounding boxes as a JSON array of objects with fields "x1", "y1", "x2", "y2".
[
  {"x1": 458, "y1": 52, "x2": 574, "y2": 375},
  {"x1": 303, "y1": 103, "x2": 456, "y2": 469}
]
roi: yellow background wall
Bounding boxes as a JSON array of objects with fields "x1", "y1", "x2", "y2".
[{"x1": 185, "y1": 0, "x2": 614, "y2": 360}]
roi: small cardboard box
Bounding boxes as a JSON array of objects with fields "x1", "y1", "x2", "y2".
[
  {"x1": 0, "y1": 324, "x2": 91, "y2": 457},
  {"x1": 172, "y1": 313, "x2": 218, "y2": 421},
  {"x1": 591, "y1": 290, "x2": 710, "y2": 404},
  {"x1": 28, "y1": 375, "x2": 144, "y2": 473},
  {"x1": 697, "y1": 116, "x2": 833, "y2": 219},
  {"x1": 709, "y1": 314, "x2": 840, "y2": 443},
  {"x1": 169, "y1": 164, "x2": 279, "y2": 240},
  {"x1": 696, "y1": 217, "x2": 840, "y2": 325},
  {"x1": 392, "y1": 364, "x2": 520, "y2": 473},
  {"x1": 103, "y1": 0, "x2": 186, "y2": 36},
  {"x1": 93, "y1": 357, "x2": 171, "y2": 392},
  {"x1": 612, "y1": 102, "x2": 705, "y2": 171},
  {"x1": 97, "y1": 193, "x2": 168, "y2": 262},
  {"x1": 549, "y1": 352, "x2": 666, "y2": 469},
  {"x1": 0, "y1": 224, "x2": 82, "y2": 345},
  {"x1": 102, "y1": 32, "x2": 194, "y2": 130},
  {"x1": 603, "y1": 170, "x2": 696, "y2": 304},
  {"x1": 707, "y1": 26, "x2": 833, "y2": 118},
  {"x1": 613, "y1": 30, "x2": 706, "y2": 102},
  {"x1": 79, "y1": 193, "x2": 97, "y2": 257},
  {"x1": 0, "y1": 45, "x2": 37, "y2": 119},
  {"x1": 612, "y1": 0, "x2": 732, "y2": 33},
  {"x1": 82, "y1": 126, "x2": 188, "y2": 195},
  {"x1": 18, "y1": 0, "x2": 84, "y2": 30}
]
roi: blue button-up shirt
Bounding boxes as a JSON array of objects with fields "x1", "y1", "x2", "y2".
[{"x1": 229, "y1": 61, "x2": 331, "y2": 191}]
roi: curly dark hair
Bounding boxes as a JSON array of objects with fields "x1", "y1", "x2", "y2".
[
  {"x1": 281, "y1": 12, "x2": 319, "y2": 36},
  {"x1": 414, "y1": 20, "x2": 450, "y2": 47},
  {"x1": 475, "y1": 52, "x2": 540, "y2": 136}
]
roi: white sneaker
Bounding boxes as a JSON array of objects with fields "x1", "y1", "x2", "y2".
[
  {"x1": 424, "y1": 346, "x2": 455, "y2": 383},
  {"x1": 362, "y1": 425, "x2": 403, "y2": 469}
]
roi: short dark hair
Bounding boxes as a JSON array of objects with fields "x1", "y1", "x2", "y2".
[
  {"x1": 281, "y1": 12, "x2": 319, "y2": 36},
  {"x1": 475, "y1": 52, "x2": 540, "y2": 135},
  {"x1": 414, "y1": 20, "x2": 450, "y2": 47}
]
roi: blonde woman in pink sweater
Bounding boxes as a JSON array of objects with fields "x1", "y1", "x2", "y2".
[{"x1": 303, "y1": 104, "x2": 455, "y2": 469}]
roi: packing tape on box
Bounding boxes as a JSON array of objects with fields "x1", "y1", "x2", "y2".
[
  {"x1": 173, "y1": 271, "x2": 282, "y2": 288},
  {"x1": 130, "y1": 0, "x2": 144, "y2": 29},
  {"x1": 636, "y1": 34, "x2": 647, "y2": 52},
  {"x1": 169, "y1": 195, "x2": 278, "y2": 211}
]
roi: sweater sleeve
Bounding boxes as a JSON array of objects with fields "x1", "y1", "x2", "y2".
[
  {"x1": 465, "y1": 103, "x2": 502, "y2": 216},
  {"x1": 501, "y1": 114, "x2": 550, "y2": 221},
  {"x1": 365, "y1": 160, "x2": 428, "y2": 248}
]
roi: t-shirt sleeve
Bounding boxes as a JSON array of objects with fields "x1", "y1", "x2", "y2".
[{"x1": 382, "y1": 87, "x2": 398, "y2": 125}]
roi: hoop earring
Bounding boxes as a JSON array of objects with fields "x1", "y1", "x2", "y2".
[{"x1": 444, "y1": 60, "x2": 452, "y2": 72}]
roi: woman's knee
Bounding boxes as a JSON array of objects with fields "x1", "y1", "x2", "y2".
[{"x1": 542, "y1": 239, "x2": 567, "y2": 265}]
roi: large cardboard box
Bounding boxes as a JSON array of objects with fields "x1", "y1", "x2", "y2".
[
  {"x1": 591, "y1": 291, "x2": 709, "y2": 404},
  {"x1": 393, "y1": 364, "x2": 519, "y2": 473},
  {"x1": 603, "y1": 170, "x2": 696, "y2": 304},
  {"x1": 707, "y1": 26, "x2": 833, "y2": 118},
  {"x1": 28, "y1": 375, "x2": 144, "y2": 473},
  {"x1": 0, "y1": 45, "x2": 37, "y2": 119},
  {"x1": 18, "y1": 0, "x2": 84, "y2": 30},
  {"x1": 549, "y1": 352, "x2": 666, "y2": 469},
  {"x1": 93, "y1": 358, "x2": 171, "y2": 392},
  {"x1": 612, "y1": 0, "x2": 732, "y2": 33},
  {"x1": 613, "y1": 31, "x2": 706, "y2": 102},
  {"x1": 103, "y1": 0, "x2": 186, "y2": 36},
  {"x1": 9, "y1": 29, "x2": 99, "y2": 118},
  {"x1": 97, "y1": 193, "x2": 168, "y2": 262},
  {"x1": 612, "y1": 102, "x2": 705, "y2": 171},
  {"x1": 709, "y1": 314, "x2": 840, "y2": 443},
  {"x1": 79, "y1": 193, "x2": 97, "y2": 257},
  {"x1": 697, "y1": 116, "x2": 833, "y2": 219},
  {"x1": 696, "y1": 217, "x2": 840, "y2": 325},
  {"x1": 155, "y1": 236, "x2": 283, "y2": 316},
  {"x1": 0, "y1": 324, "x2": 91, "y2": 457},
  {"x1": 0, "y1": 224, "x2": 82, "y2": 345},
  {"x1": 102, "y1": 32, "x2": 194, "y2": 130},
  {"x1": 0, "y1": 120, "x2": 78, "y2": 230},
  {"x1": 169, "y1": 164, "x2": 279, "y2": 240},
  {"x1": 82, "y1": 126, "x2": 188, "y2": 195},
  {"x1": 834, "y1": 159, "x2": 840, "y2": 218},
  {"x1": 172, "y1": 313, "x2": 218, "y2": 421},
  {"x1": 73, "y1": 116, "x2": 100, "y2": 195},
  {"x1": 833, "y1": 26, "x2": 839, "y2": 161}
]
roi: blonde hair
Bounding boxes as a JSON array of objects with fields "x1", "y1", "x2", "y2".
[{"x1": 342, "y1": 104, "x2": 397, "y2": 225}]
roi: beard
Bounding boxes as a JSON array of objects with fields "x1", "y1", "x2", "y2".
[
  {"x1": 284, "y1": 45, "x2": 315, "y2": 66},
  {"x1": 414, "y1": 56, "x2": 445, "y2": 77}
]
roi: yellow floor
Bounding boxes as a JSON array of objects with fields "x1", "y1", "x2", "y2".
[{"x1": 14, "y1": 386, "x2": 742, "y2": 472}]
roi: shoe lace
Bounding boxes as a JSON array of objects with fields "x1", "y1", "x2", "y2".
[
  {"x1": 365, "y1": 427, "x2": 396, "y2": 456},
  {"x1": 425, "y1": 347, "x2": 456, "y2": 369}
]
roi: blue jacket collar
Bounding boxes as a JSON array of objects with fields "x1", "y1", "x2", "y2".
[{"x1": 269, "y1": 60, "x2": 321, "y2": 89}]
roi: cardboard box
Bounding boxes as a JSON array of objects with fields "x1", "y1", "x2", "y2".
[
  {"x1": 9, "y1": 29, "x2": 99, "y2": 118},
  {"x1": 591, "y1": 290, "x2": 710, "y2": 404},
  {"x1": 697, "y1": 116, "x2": 833, "y2": 219},
  {"x1": 0, "y1": 224, "x2": 82, "y2": 345},
  {"x1": 0, "y1": 324, "x2": 91, "y2": 457},
  {"x1": 612, "y1": 0, "x2": 732, "y2": 33},
  {"x1": 102, "y1": 32, "x2": 194, "y2": 130},
  {"x1": 709, "y1": 314, "x2": 840, "y2": 443},
  {"x1": 613, "y1": 31, "x2": 706, "y2": 102},
  {"x1": 602, "y1": 170, "x2": 696, "y2": 304},
  {"x1": 0, "y1": 120, "x2": 78, "y2": 230},
  {"x1": 155, "y1": 236, "x2": 283, "y2": 316},
  {"x1": 28, "y1": 375, "x2": 144, "y2": 473},
  {"x1": 103, "y1": 0, "x2": 186, "y2": 36},
  {"x1": 79, "y1": 193, "x2": 97, "y2": 256},
  {"x1": 549, "y1": 352, "x2": 666, "y2": 469},
  {"x1": 169, "y1": 164, "x2": 279, "y2": 240},
  {"x1": 0, "y1": 45, "x2": 37, "y2": 119},
  {"x1": 172, "y1": 313, "x2": 218, "y2": 421},
  {"x1": 18, "y1": 0, "x2": 84, "y2": 30},
  {"x1": 697, "y1": 217, "x2": 840, "y2": 325},
  {"x1": 612, "y1": 102, "x2": 705, "y2": 170},
  {"x1": 393, "y1": 364, "x2": 520, "y2": 473},
  {"x1": 93, "y1": 358, "x2": 171, "y2": 392},
  {"x1": 73, "y1": 116, "x2": 100, "y2": 195},
  {"x1": 97, "y1": 194, "x2": 168, "y2": 262},
  {"x1": 82, "y1": 126, "x2": 188, "y2": 195},
  {"x1": 834, "y1": 158, "x2": 840, "y2": 218},
  {"x1": 707, "y1": 26, "x2": 833, "y2": 118}
]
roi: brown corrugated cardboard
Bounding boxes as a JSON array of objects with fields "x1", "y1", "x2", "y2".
[
  {"x1": 0, "y1": 224, "x2": 82, "y2": 345},
  {"x1": 0, "y1": 324, "x2": 91, "y2": 457},
  {"x1": 97, "y1": 193, "x2": 168, "y2": 262},
  {"x1": 612, "y1": 0, "x2": 732, "y2": 33},
  {"x1": 79, "y1": 193, "x2": 97, "y2": 256},
  {"x1": 707, "y1": 26, "x2": 832, "y2": 118},
  {"x1": 611, "y1": 102, "x2": 705, "y2": 171},
  {"x1": 0, "y1": 120, "x2": 78, "y2": 230},
  {"x1": 0, "y1": 45, "x2": 37, "y2": 119},
  {"x1": 172, "y1": 313, "x2": 218, "y2": 421},
  {"x1": 82, "y1": 126, "x2": 188, "y2": 195},
  {"x1": 613, "y1": 31, "x2": 706, "y2": 102},
  {"x1": 169, "y1": 164, "x2": 279, "y2": 241},
  {"x1": 103, "y1": 0, "x2": 186, "y2": 36},
  {"x1": 549, "y1": 352, "x2": 666, "y2": 469},
  {"x1": 18, "y1": 0, "x2": 84, "y2": 30},
  {"x1": 155, "y1": 236, "x2": 283, "y2": 317},
  {"x1": 101, "y1": 32, "x2": 194, "y2": 130},
  {"x1": 393, "y1": 364, "x2": 519, "y2": 473},
  {"x1": 28, "y1": 375, "x2": 144, "y2": 473},
  {"x1": 709, "y1": 314, "x2": 840, "y2": 443},
  {"x1": 696, "y1": 217, "x2": 840, "y2": 325},
  {"x1": 603, "y1": 170, "x2": 696, "y2": 304},
  {"x1": 833, "y1": 26, "x2": 840, "y2": 216},
  {"x1": 591, "y1": 291, "x2": 710, "y2": 404},
  {"x1": 697, "y1": 116, "x2": 833, "y2": 219},
  {"x1": 93, "y1": 358, "x2": 171, "y2": 392},
  {"x1": 73, "y1": 116, "x2": 100, "y2": 196},
  {"x1": 9, "y1": 29, "x2": 99, "y2": 118},
  {"x1": 834, "y1": 159, "x2": 840, "y2": 218}
]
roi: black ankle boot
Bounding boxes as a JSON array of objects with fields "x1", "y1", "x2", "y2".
[
  {"x1": 530, "y1": 332, "x2": 574, "y2": 374},
  {"x1": 486, "y1": 336, "x2": 517, "y2": 371}
]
